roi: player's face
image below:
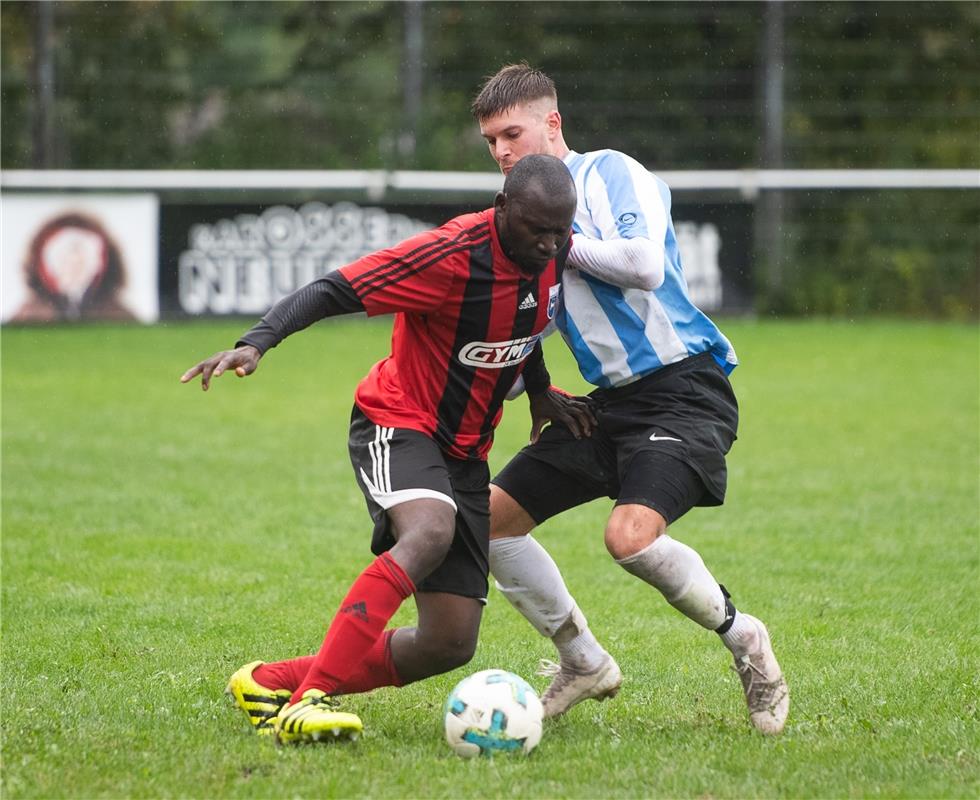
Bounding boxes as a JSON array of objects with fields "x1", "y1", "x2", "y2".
[
  {"x1": 496, "y1": 189, "x2": 574, "y2": 274},
  {"x1": 479, "y1": 102, "x2": 560, "y2": 175}
]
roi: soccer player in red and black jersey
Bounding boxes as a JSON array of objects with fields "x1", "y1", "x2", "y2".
[{"x1": 181, "y1": 154, "x2": 596, "y2": 743}]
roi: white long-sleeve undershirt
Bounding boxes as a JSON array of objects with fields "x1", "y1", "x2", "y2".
[{"x1": 567, "y1": 233, "x2": 664, "y2": 291}]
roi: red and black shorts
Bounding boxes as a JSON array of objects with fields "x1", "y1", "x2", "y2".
[
  {"x1": 492, "y1": 353, "x2": 739, "y2": 526},
  {"x1": 348, "y1": 406, "x2": 491, "y2": 602}
]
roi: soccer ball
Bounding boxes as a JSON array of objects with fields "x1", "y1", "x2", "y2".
[{"x1": 443, "y1": 669, "x2": 543, "y2": 758}]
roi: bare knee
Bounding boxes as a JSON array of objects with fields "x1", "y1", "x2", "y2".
[
  {"x1": 392, "y1": 595, "x2": 483, "y2": 683},
  {"x1": 604, "y1": 504, "x2": 667, "y2": 561},
  {"x1": 489, "y1": 484, "x2": 537, "y2": 540},
  {"x1": 417, "y1": 627, "x2": 478, "y2": 675},
  {"x1": 388, "y1": 499, "x2": 456, "y2": 583}
]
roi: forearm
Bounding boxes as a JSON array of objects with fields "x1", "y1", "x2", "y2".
[
  {"x1": 237, "y1": 271, "x2": 364, "y2": 353},
  {"x1": 568, "y1": 233, "x2": 664, "y2": 291},
  {"x1": 521, "y1": 341, "x2": 552, "y2": 396}
]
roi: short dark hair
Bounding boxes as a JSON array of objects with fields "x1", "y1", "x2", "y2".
[
  {"x1": 471, "y1": 62, "x2": 557, "y2": 121},
  {"x1": 502, "y1": 153, "x2": 574, "y2": 203}
]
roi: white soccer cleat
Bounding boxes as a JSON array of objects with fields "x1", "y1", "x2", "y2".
[
  {"x1": 732, "y1": 615, "x2": 789, "y2": 735},
  {"x1": 537, "y1": 653, "x2": 623, "y2": 718}
]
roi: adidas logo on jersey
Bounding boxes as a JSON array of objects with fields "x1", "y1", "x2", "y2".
[{"x1": 518, "y1": 292, "x2": 538, "y2": 310}]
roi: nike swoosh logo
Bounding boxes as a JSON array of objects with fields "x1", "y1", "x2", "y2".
[{"x1": 649, "y1": 433, "x2": 682, "y2": 443}]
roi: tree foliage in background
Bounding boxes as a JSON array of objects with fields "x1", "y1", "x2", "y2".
[{"x1": 1, "y1": 0, "x2": 977, "y2": 316}]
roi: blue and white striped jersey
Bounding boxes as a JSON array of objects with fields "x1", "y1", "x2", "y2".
[{"x1": 559, "y1": 149, "x2": 737, "y2": 388}]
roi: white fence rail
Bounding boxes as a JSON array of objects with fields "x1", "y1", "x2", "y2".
[
  {"x1": 2, "y1": 169, "x2": 977, "y2": 199},
  {"x1": 2, "y1": 169, "x2": 974, "y2": 324}
]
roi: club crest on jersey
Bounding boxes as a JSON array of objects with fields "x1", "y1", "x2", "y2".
[
  {"x1": 458, "y1": 336, "x2": 538, "y2": 368},
  {"x1": 547, "y1": 284, "x2": 561, "y2": 320}
]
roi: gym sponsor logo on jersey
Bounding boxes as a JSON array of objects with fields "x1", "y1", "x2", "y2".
[{"x1": 458, "y1": 336, "x2": 538, "y2": 368}]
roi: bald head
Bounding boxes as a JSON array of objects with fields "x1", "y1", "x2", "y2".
[
  {"x1": 502, "y1": 153, "x2": 576, "y2": 210},
  {"x1": 494, "y1": 154, "x2": 577, "y2": 274}
]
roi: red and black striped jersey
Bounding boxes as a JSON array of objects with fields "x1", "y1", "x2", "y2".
[{"x1": 340, "y1": 208, "x2": 567, "y2": 461}]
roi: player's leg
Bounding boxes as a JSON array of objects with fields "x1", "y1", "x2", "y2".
[
  {"x1": 275, "y1": 413, "x2": 460, "y2": 743},
  {"x1": 384, "y1": 453, "x2": 493, "y2": 682},
  {"x1": 607, "y1": 454, "x2": 788, "y2": 734},
  {"x1": 275, "y1": 500, "x2": 453, "y2": 743},
  {"x1": 607, "y1": 502, "x2": 732, "y2": 626},
  {"x1": 249, "y1": 657, "x2": 311, "y2": 696},
  {"x1": 251, "y1": 589, "x2": 483, "y2": 705},
  {"x1": 290, "y1": 496, "x2": 453, "y2": 700},
  {"x1": 291, "y1": 499, "x2": 485, "y2": 698},
  {"x1": 598, "y1": 354, "x2": 788, "y2": 733},
  {"x1": 244, "y1": 494, "x2": 456, "y2": 702},
  {"x1": 283, "y1": 431, "x2": 497, "y2": 717},
  {"x1": 274, "y1": 542, "x2": 420, "y2": 744},
  {"x1": 489, "y1": 428, "x2": 622, "y2": 717},
  {"x1": 389, "y1": 591, "x2": 483, "y2": 682},
  {"x1": 490, "y1": 485, "x2": 613, "y2": 675}
]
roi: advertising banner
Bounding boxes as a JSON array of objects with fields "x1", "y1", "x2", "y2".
[
  {"x1": 671, "y1": 203, "x2": 754, "y2": 313},
  {"x1": 1, "y1": 194, "x2": 159, "y2": 323},
  {"x1": 159, "y1": 201, "x2": 438, "y2": 318},
  {"x1": 158, "y1": 199, "x2": 751, "y2": 318}
]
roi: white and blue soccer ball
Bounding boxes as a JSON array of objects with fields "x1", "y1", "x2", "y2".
[{"x1": 443, "y1": 669, "x2": 543, "y2": 758}]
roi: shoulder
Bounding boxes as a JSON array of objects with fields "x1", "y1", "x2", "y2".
[
  {"x1": 572, "y1": 148, "x2": 643, "y2": 174},
  {"x1": 572, "y1": 149, "x2": 664, "y2": 192},
  {"x1": 438, "y1": 209, "x2": 493, "y2": 241},
  {"x1": 376, "y1": 210, "x2": 491, "y2": 268}
]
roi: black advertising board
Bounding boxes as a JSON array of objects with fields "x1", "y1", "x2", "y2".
[{"x1": 157, "y1": 198, "x2": 752, "y2": 319}]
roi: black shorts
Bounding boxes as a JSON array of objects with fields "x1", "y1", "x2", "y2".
[
  {"x1": 348, "y1": 406, "x2": 491, "y2": 601},
  {"x1": 492, "y1": 353, "x2": 739, "y2": 525}
]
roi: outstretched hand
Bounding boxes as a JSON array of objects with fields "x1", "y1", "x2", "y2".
[
  {"x1": 179, "y1": 344, "x2": 261, "y2": 391},
  {"x1": 528, "y1": 386, "x2": 598, "y2": 443}
]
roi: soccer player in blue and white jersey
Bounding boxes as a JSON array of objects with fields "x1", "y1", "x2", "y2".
[{"x1": 472, "y1": 64, "x2": 789, "y2": 735}]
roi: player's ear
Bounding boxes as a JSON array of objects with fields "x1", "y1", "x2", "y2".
[
  {"x1": 545, "y1": 109, "x2": 562, "y2": 137},
  {"x1": 493, "y1": 191, "x2": 507, "y2": 214}
]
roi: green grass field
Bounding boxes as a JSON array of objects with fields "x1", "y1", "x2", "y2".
[{"x1": 2, "y1": 319, "x2": 977, "y2": 799}]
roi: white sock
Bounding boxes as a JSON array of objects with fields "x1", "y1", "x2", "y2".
[
  {"x1": 551, "y1": 604, "x2": 606, "y2": 673},
  {"x1": 490, "y1": 535, "x2": 605, "y2": 672},
  {"x1": 616, "y1": 534, "x2": 727, "y2": 630},
  {"x1": 719, "y1": 610, "x2": 760, "y2": 657}
]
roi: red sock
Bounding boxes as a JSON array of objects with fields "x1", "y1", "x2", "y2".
[
  {"x1": 293, "y1": 552, "x2": 414, "y2": 702},
  {"x1": 252, "y1": 632, "x2": 404, "y2": 696},
  {"x1": 253, "y1": 656, "x2": 313, "y2": 692},
  {"x1": 332, "y1": 629, "x2": 404, "y2": 695}
]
